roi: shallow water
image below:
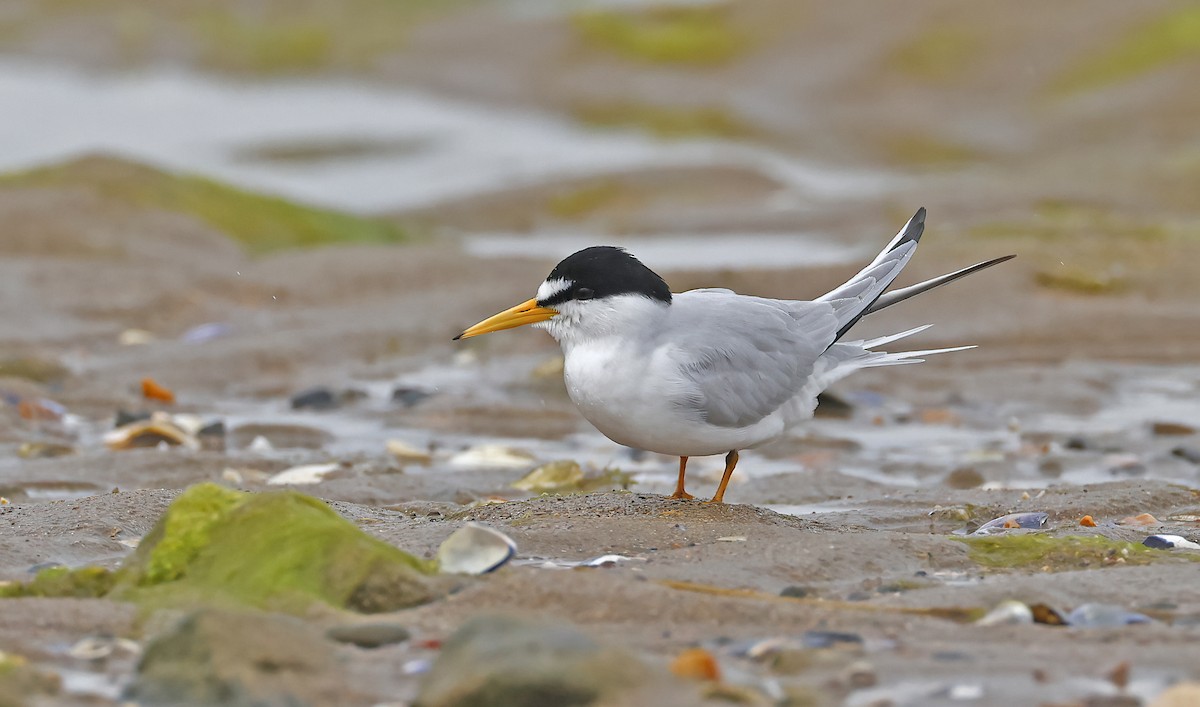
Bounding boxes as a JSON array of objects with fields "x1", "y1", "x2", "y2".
[{"x1": 0, "y1": 60, "x2": 885, "y2": 213}]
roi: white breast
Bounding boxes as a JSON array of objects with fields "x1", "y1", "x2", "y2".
[{"x1": 562, "y1": 339, "x2": 784, "y2": 457}]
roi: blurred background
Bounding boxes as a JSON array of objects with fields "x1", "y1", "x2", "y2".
[{"x1": 3, "y1": 0, "x2": 1199, "y2": 470}]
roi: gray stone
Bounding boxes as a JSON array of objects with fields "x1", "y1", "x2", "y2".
[
  {"x1": 326, "y1": 622, "x2": 411, "y2": 649},
  {"x1": 415, "y1": 615, "x2": 647, "y2": 707},
  {"x1": 127, "y1": 608, "x2": 347, "y2": 706}
]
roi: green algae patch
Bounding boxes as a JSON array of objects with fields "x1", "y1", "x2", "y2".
[
  {"x1": 113, "y1": 484, "x2": 437, "y2": 613},
  {"x1": 957, "y1": 534, "x2": 1179, "y2": 571},
  {"x1": 128, "y1": 483, "x2": 248, "y2": 586},
  {"x1": 572, "y1": 5, "x2": 748, "y2": 66},
  {"x1": 0, "y1": 566, "x2": 116, "y2": 599},
  {"x1": 1033, "y1": 266, "x2": 1129, "y2": 295},
  {"x1": 0, "y1": 155, "x2": 409, "y2": 254},
  {"x1": 1052, "y1": 6, "x2": 1200, "y2": 95}
]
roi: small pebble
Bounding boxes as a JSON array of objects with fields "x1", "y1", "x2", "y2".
[
  {"x1": 1171, "y1": 446, "x2": 1200, "y2": 464},
  {"x1": 802, "y1": 631, "x2": 862, "y2": 649},
  {"x1": 945, "y1": 467, "x2": 985, "y2": 489},
  {"x1": 392, "y1": 386, "x2": 434, "y2": 408},
  {"x1": 670, "y1": 648, "x2": 720, "y2": 682},
  {"x1": 291, "y1": 388, "x2": 339, "y2": 411},
  {"x1": 780, "y1": 586, "x2": 814, "y2": 599},
  {"x1": 1152, "y1": 421, "x2": 1195, "y2": 436},
  {"x1": 141, "y1": 377, "x2": 175, "y2": 404},
  {"x1": 326, "y1": 623, "x2": 411, "y2": 649}
]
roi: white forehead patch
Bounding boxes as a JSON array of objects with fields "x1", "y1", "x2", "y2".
[{"x1": 537, "y1": 277, "x2": 571, "y2": 302}]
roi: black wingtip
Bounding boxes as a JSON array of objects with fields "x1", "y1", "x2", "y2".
[{"x1": 890, "y1": 206, "x2": 927, "y2": 252}]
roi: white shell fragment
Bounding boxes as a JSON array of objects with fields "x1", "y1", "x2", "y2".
[
  {"x1": 511, "y1": 460, "x2": 583, "y2": 492},
  {"x1": 118, "y1": 329, "x2": 156, "y2": 346},
  {"x1": 66, "y1": 636, "x2": 141, "y2": 661},
  {"x1": 972, "y1": 512, "x2": 1049, "y2": 535},
  {"x1": 975, "y1": 600, "x2": 1033, "y2": 626},
  {"x1": 266, "y1": 462, "x2": 340, "y2": 486},
  {"x1": 1143, "y1": 534, "x2": 1200, "y2": 551},
  {"x1": 517, "y1": 554, "x2": 646, "y2": 570},
  {"x1": 449, "y1": 445, "x2": 535, "y2": 470},
  {"x1": 386, "y1": 439, "x2": 433, "y2": 465},
  {"x1": 436, "y1": 522, "x2": 517, "y2": 575}
]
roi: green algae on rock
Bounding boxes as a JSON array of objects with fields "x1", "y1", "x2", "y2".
[
  {"x1": 0, "y1": 565, "x2": 116, "y2": 599},
  {"x1": 2, "y1": 484, "x2": 440, "y2": 613},
  {"x1": 956, "y1": 534, "x2": 1197, "y2": 571},
  {"x1": 0, "y1": 155, "x2": 408, "y2": 254},
  {"x1": 115, "y1": 483, "x2": 437, "y2": 613}
]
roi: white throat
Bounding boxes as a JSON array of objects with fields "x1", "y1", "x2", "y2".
[{"x1": 536, "y1": 294, "x2": 670, "y2": 353}]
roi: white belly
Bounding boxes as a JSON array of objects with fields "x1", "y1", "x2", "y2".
[{"x1": 562, "y1": 341, "x2": 783, "y2": 457}]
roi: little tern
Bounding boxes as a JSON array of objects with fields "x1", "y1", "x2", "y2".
[{"x1": 456, "y1": 208, "x2": 1013, "y2": 503}]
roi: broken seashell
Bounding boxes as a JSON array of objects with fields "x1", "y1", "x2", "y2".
[
  {"x1": 266, "y1": 462, "x2": 340, "y2": 486},
  {"x1": 118, "y1": 329, "x2": 156, "y2": 346},
  {"x1": 1143, "y1": 534, "x2": 1200, "y2": 551},
  {"x1": 436, "y1": 522, "x2": 516, "y2": 575},
  {"x1": 386, "y1": 439, "x2": 432, "y2": 465},
  {"x1": 975, "y1": 600, "x2": 1033, "y2": 626},
  {"x1": 972, "y1": 512, "x2": 1048, "y2": 535},
  {"x1": 104, "y1": 414, "x2": 199, "y2": 451},
  {"x1": 449, "y1": 445, "x2": 534, "y2": 470},
  {"x1": 1080, "y1": 515, "x2": 1097, "y2": 527},
  {"x1": 511, "y1": 460, "x2": 583, "y2": 492}
]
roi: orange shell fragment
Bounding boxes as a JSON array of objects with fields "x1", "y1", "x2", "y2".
[
  {"x1": 1080, "y1": 515, "x2": 1097, "y2": 527},
  {"x1": 670, "y1": 647, "x2": 721, "y2": 682},
  {"x1": 141, "y1": 377, "x2": 175, "y2": 404}
]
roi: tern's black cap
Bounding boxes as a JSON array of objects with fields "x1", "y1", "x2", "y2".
[{"x1": 538, "y1": 246, "x2": 671, "y2": 307}]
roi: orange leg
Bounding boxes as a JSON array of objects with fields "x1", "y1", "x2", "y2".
[
  {"x1": 669, "y1": 456, "x2": 694, "y2": 500},
  {"x1": 706, "y1": 450, "x2": 740, "y2": 504}
]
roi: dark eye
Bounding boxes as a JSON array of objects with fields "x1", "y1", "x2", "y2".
[{"x1": 576, "y1": 287, "x2": 595, "y2": 301}]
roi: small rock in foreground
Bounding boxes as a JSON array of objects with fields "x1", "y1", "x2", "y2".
[
  {"x1": 416, "y1": 615, "x2": 649, "y2": 707},
  {"x1": 128, "y1": 608, "x2": 344, "y2": 706},
  {"x1": 326, "y1": 622, "x2": 411, "y2": 649}
]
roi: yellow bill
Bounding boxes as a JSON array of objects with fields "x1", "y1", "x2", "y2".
[{"x1": 454, "y1": 298, "x2": 558, "y2": 340}]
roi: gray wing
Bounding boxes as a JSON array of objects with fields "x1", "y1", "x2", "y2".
[{"x1": 663, "y1": 291, "x2": 839, "y2": 428}]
